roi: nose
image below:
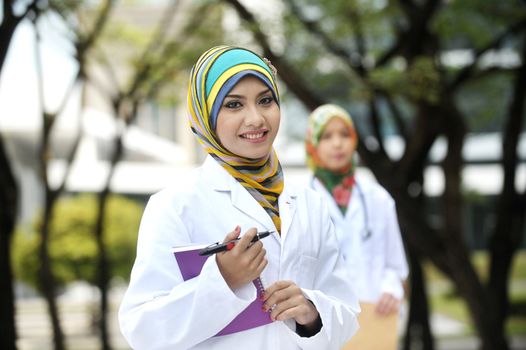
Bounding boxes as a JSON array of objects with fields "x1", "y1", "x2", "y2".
[
  {"x1": 244, "y1": 105, "x2": 265, "y2": 127},
  {"x1": 331, "y1": 134, "x2": 343, "y2": 147}
]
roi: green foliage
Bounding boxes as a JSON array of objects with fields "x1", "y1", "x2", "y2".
[
  {"x1": 456, "y1": 72, "x2": 513, "y2": 132},
  {"x1": 369, "y1": 57, "x2": 440, "y2": 104},
  {"x1": 432, "y1": 0, "x2": 526, "y2": 49},
  {"x1": 11, "y1": 194, "x2": 144, "y2": 291},
  {"x1": 278, "y1": 0, "x2": 523, "y2": 137}
]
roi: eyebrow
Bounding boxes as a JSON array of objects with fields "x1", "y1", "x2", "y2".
[{"x1": 225, "y1": 88, "x2": 272, "y2": 99}]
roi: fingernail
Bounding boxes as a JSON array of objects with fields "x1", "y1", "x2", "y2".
[{"x1": 235, "y1": 225, "x2": 240, "y2": 232}]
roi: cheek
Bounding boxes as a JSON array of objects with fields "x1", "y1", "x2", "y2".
[
  {"x1": 343, "y1": 142, "x2": 355, "y2": 157},
  {"x1": 216, "y1": 123, "x2": 236, "y2": 148},
  {"x1": 216, "y1": 113, "x2": 239, "y2": 140},
  {"x1": 268, "y1": 107, "x2": 281, "y2": 129},
  {"x1": 316, "y1": 143, "x2": 330, "y2": 160}
]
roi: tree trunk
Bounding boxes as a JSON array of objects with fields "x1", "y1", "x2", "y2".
[
  {"x1": 38, "y1": 192, "x2": 65, "y2": 350},
  {"x1": 0, "y1": 137, "x2": 18, "y2": 350},
  {"x1": 95, "y1": 190, "x2": 111, "y2": 350},
  {"x1": 0, "y1": 14, "x2": 21, "y2": 75},
  {"x1": 487, "y1": 33, "x2": 526, "y2": 346},
  {"x1": 93, "y1": 118, "x2": 127, "y2": 350},
  {"x1": 450, "y1": 249, "x2": 506, "y2": 350},
  {"x1": 441, "y1": 100, "x2": 508, "y2": 350},
  {"x1": 1, "y1": 5, "x2": 37, "y2": 350},
  {"x1": 404, "y1": 250, "x2": 434, "y2": 350}
]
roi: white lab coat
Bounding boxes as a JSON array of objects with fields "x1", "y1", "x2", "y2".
[
  {"x1": 119, "y1": 156, "x2": 360, "y2": 350},
  {"x1": 311, "y1": 175, "x2": 409, "y2": 303}
]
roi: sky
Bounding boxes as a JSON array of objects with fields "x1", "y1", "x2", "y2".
[{"x1": 0, "y1": 14, "x2": 79, "y2": 133}]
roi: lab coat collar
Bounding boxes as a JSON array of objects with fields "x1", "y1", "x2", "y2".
[
  {"x1": 278, "y1": 187, "x2": 297, "y2": 242},
  {"x1": 311, "y1": 177, "x2": 345, "y2": 220},
  {"x1": 311, "y1": 176, "x2": 361, "y2": 221},
  {"x1": 201, "y1": 155, "x2": 297, "y2": 240}
]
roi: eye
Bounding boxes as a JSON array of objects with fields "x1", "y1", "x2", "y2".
[
  {"x1": 259, "y1": 96, "x2": 274, "y2": 105},
  {"x1": 224, "y1": 100, "x2": 242, "y2": 109},
  {"x1": 340, "y1": 129, "x2": 351, "y2": 138},
  {"x1": 320, "y1": 131, "x2": 332, "y2": 140}
]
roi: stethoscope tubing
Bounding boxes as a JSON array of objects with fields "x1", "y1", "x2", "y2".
[{"x1": 311, "y1": 177, "x2": 372, "y2": 240}]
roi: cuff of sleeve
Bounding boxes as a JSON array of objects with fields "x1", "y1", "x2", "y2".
[
  {"x1": 201, "y1": 256, "x2": 256, "y2": 306},
  {"x1": 381, "y1": 271, "x2": 405, "y2": 300},
  {"x1": 281, "y1": 289, "x2": 331, "y2": 349}
]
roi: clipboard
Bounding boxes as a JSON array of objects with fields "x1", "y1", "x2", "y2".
[
  {"x1": 342, "y1": 302, "x2": 399, "y2": 350},
  {"x1": 171, "y1": 245, "x2": 271, "y2": 336}
]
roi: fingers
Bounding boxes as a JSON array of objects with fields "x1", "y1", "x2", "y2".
[
  {"x1": 376, "y1": 293, "x2": 399, "y2": 315},
  {"x1": 251, "y1": 245, "x2": 267, "y2": 271},
  {"x1": 262, "y1": 281, "x2": 296, "y2": 312},
  {"x1": 222, "y1": 225, "x2": 241, "y2": 243},
  {"x1": 263, "y1": 280, "x2": 292, "y2": 300},
  {"x1": 262, "y1": 281, "x2": 319, "y2": 324},
  {"x1": 269, "y1": 293, "x2": 304, "y2": 321},
  {"x1": 232, "y1": 227, "x2": 258, "y2": 252}
]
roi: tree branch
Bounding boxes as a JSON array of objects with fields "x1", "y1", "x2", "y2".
[
  {"x1": 347, "y1": 6, "x2": 367, "y2": 59},
  {"x1": 369, "y1": 93, "x2": 387, "y2": 157},
  {"x1": 284, "y1": 0, "x2": 366, "y2": 76},
  {"x1": 396, "y1": 104, "x2": 441, "y2": 185},
  {"x1": 380, "y1": 91, "x2": 409, "y2": 141},
  {"x1": 126, "y1": 0, "x2": 186, "y2": 98},
  {"x1": 377, "y1": 0, "x2": 442, "y2": 66},
  {"x1": 223, "y1": 0, "x2": 325, "y2": 110},
  {"x1": 449, "y1": 18, "x2": 526, "y2": 91},
  {"x1": 491, "y1": 33, "x2": 526, "y2": 246},
  {"x1": 76, "y1": 0, "x2": 115, "y2": 61}
]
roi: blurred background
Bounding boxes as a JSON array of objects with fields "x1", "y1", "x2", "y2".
[{"x1": 1, "y1": 0, "x2": 525, "y2": 349}]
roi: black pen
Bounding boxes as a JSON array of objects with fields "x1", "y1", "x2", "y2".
[{"x1": 198, "y1": 231, "x2": 273, "y2": 256}]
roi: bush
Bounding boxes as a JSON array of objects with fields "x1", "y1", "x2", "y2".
[{"x1": 11, "y1": 194, "x2": 144, "y2": 292}]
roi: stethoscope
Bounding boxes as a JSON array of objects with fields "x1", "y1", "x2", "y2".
[{"x1": 311, "y1": 177, "x2": 372, "y2": 241}]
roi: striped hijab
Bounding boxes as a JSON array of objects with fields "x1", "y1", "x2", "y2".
[{"x1": 187, "y1": 46, "x2": 283, "y2": 232}]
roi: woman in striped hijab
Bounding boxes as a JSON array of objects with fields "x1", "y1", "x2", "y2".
[
  {"x1": 187, "y1": 45, "x2": 284, "y2": 233},
  {"x1": 119, "y1": 46, "x2": 360, "y2": 350}
]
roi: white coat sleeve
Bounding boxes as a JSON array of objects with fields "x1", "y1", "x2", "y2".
[
  {"x1": 285, "y1": 200, "x2": 361, "y2": 349},
  {"x1": 380, "y1": 198, "x2": 409, "y2": 300},
  {"x1": 118, "y1": 192, "x2": 257, "y2": 350}
]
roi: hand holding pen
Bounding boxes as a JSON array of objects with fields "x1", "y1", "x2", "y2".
[
  {"x1": 215, "y1": 227, "x2": 270, "y2": 290},
  {"x1": 199, "y1": 230, "x2": 272, "y2": 256}
]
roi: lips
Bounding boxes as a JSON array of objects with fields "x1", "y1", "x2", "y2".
[{"x1": 332, "y1": 154, "x2": 346, "y2": 160}]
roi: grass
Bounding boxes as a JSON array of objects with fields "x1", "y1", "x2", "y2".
[{"x1": 423, "y1": 251, "x2": 526, "y2": 337}]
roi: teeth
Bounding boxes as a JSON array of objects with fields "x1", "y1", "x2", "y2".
[{"x1": 242, "y1": 133, "x2": 264, "y2": 139}]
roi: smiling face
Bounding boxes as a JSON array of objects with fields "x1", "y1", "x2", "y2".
[
  {"x1": 215, "y1": 75, "x2": 280, "y2": 159},
  {"x1": 316, "y1": 117, "x2": 357, "y2": 172}
]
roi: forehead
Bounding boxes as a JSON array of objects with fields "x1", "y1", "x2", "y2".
[
  {"x1": 228, "y1": 75, "x2": 269, "y2": 94},
  {"x1": 322, "y1": 117, "x2": 350, "y2": 131}
]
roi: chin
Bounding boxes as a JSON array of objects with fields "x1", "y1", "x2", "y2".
[
  {"x1": 242, "y1": 153, "x2": 269, "y2": 160},
  {"x1": 238, "y1": 145, "x2": 273, "y2": 159},
  {"x1": 241, "y1": 149, "x2": 272, "y2": 159}
]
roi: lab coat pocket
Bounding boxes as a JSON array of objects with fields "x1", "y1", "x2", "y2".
[{"x1": 298, "y1": 254, "x2": 318, "y2": 288}]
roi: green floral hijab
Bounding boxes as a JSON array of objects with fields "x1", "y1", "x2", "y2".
[{"x1": 305, "y1": 104, "x2": 357, "y2": 214}]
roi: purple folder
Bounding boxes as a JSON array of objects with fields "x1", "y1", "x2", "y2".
[{"x1": 172, "y1": 245, "x2": 272, "y2": 336}]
